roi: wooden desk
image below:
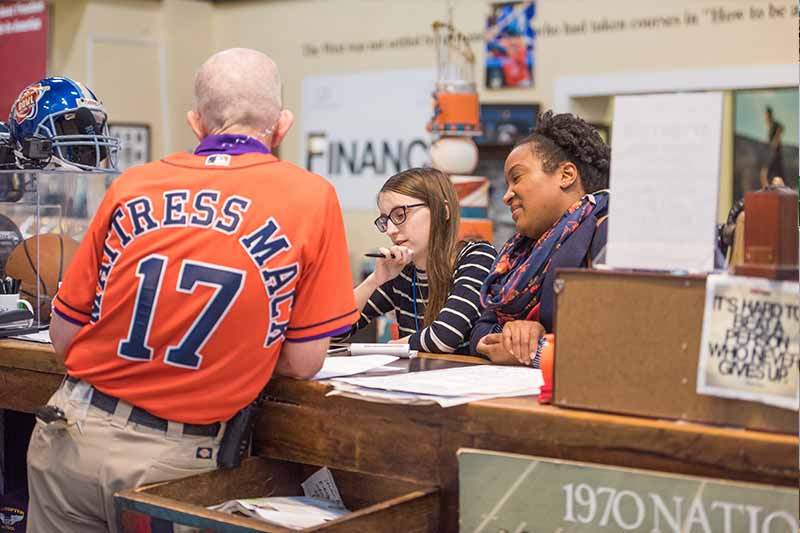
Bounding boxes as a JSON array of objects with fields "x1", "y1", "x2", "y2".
[
  {"x1": 255, "y1": 366, "x2": 797, "y2": 531},
  {"x1": 0, "y1": 341, "x2": 796, "y2": 532},
  {"x1": 0, "y1": 340, "x2": 64, "y2": 413}
]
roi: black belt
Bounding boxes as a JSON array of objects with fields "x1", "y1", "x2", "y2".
[{"x1": 65, "y1": 376, "x2": 220, "y2": 437}]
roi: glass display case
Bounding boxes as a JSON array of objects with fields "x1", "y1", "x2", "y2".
[{"x1": 0, "y1": 169, "x2": 118, "y2": 334}]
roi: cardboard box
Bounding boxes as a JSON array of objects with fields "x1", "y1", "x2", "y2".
[
  {"x1": 116, "y1": 457, "x2": 439, "y2": 532},
  {"x1": 553, "y1": 269, "x2": 796, "y2": 434}
]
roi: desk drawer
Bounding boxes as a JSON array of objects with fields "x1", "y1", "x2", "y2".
[{"x1": 116, "y1": 456, "x2": 439, "y2": 532}]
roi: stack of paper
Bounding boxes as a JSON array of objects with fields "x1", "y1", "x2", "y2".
[
  {"x1": 209, "y1": 467, "x2": 349, "y2": 530},
  {"x1": 312, "y1": 355, "x2": 402, "y2": 381},
  {"x1": 10, "y1": 329, "x2": 51, "y2": 344},
  {"x1": 209, "y1": 496, "x2": 349, "y2": 529},
  {"x1": 327, "y1": 365, "x2": 542, "y2": 407}
]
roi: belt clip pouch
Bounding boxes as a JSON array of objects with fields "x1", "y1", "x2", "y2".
[{"x1": 217, "y1": 402, "x2": 257, "y2": 469}]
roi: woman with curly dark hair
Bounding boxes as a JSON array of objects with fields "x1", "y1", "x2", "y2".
[{"x1": 471, "y1": 111, "x2": 610, "y2": 365}]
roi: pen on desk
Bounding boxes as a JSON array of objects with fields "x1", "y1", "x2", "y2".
[{"x1": 327, "y1": 346, "x2": 349, "y2": 355}]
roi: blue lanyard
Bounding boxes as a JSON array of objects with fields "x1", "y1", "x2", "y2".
[{"x1": 412, "y1": 269, "x2": 420, "y2": 331}]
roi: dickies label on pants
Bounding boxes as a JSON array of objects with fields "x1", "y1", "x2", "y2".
[{"x1": 195, "y1": 447, "x2": 213, "y2": 459}]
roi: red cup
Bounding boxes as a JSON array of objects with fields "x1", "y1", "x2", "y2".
[{"x1": 537, "y1": 333, "x2": 555, "y2": 404}]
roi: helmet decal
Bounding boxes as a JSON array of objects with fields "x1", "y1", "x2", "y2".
[{"x1": 12, "y1": 83, "x2": 50, "y2": 123}]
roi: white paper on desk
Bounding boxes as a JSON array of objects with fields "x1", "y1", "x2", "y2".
[
  {"x1": 302, "y1": 467, "x2": 345, "y2": 506},
  {"x1": 432, "y1": 389, "x2": 538, "y2": 407},
  {"x1": 9, "y1": 329, "x2": 51, "y2": 344},
  {"x1": 371, "y1": 365, "x2": 405, "y2": 372},
  {"x1": 329, "y1": 385, "x2": 538, "y2": 407},
  {"x1": 313, "y1": 355, "x2": 399, "y2": 380},
  {"x1": 327, "y1": 382, "x2": 538, "y2": 407},
  {"x1": 606, "y1": 92, "x2": 722, "y2": 272},
  {"x1": 333, "y1": 365, "x2": 543, "y2": 397}
]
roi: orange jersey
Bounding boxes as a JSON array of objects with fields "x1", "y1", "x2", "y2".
[{"x1": 54, "y1": 152, "x2": 357, "y2": 423}]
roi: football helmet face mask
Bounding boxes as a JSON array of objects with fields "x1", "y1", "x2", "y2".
[{"x1": 9, "y1": 77, "x2": 119, "y2": 171}]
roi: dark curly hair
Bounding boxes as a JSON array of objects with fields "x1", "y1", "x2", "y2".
[{"x1": 515, "y1": 110, "x2": 610, "y2": 193}]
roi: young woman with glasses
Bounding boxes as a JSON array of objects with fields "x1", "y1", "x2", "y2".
[{"x1": 339, "y1": 167, "x2": 497, "y2": 354}]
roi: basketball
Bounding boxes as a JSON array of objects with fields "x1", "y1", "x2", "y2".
[{"x1": 5, "y1": 234, "x2": 81, "y2": 322}]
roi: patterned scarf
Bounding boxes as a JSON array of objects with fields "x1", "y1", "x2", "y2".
[{"x1": 481, "y1": 192, "x2": 607, "y2": 324}]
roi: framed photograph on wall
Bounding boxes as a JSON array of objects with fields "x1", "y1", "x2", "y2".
[
  {"x1": 485, "y1": 1, "x2": 535, "y2": 89},
  {"x1": 475, "y1": 103, "x2": 540, "y2": 146},
  {"x1": 109, "y1": 123, "x2": 151, "y2": 171},
  {"x1": 733, "y1": 88, "x2": 798, "y2": 201},
  {"x1": 474, "y1": 103, "x2": 539, "y2": 249}
]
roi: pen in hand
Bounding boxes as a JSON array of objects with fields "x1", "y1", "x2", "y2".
[{"x1": 364, "y1": 252, "x2": 396, "y2": 258}]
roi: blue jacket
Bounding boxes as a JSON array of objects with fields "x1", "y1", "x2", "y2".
[{"x1": 469, "y1": 205, "x2": 608, "y2": 355}]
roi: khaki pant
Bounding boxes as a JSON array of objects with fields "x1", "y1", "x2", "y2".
[{"x1": 27, "y1": 380, "x2": 223, "y2": 533}]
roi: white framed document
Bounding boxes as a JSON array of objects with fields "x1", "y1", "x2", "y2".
[{"x1": 606, "y1": 92, "x2": 723, "y2": 272}]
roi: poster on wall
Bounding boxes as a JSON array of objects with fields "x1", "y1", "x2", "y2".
[
  {"x1": 0, "y1": 1, "x2": 48, "y2": 115},
  {"x1": 475, "y1": 103, "x2": 539, "y2": 145},
  {"x1": 485, "y1": 1, "x2": 535, "y2": 89},
  {"x1": 109, "y1": 123, "x2": 150, "y2": 171},
  {"x1": 302, "y1": 69, "x2": 435, "y2": 209},
  {"x1": 733, "y1": 88, "x2": 799, "y2": 200}
]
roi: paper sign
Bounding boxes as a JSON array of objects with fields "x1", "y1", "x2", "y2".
[
  {"x1": 301, "y1": 467, "x2": 344, "y2": 507},
  {"x1": 459, "y1": 449, "x2": 798, "y2": 533},
  {"x1": 607, "y1": 92, "x2": 723, "y2": 272},
  {"x1": 697, "y1": 274, "x2": 799, "y2": 410},
  {"x1": 301, "y1": 69, "x2": 434, "y2": 209}
]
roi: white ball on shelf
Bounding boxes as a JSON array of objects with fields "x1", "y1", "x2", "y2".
[{"x1": 430, "y1": 136, "x2": 479, "y2": 175}]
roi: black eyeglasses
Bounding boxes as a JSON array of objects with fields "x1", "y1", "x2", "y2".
[{"x1": 374, "y1": 203, "x2": 426, "y2": 233}]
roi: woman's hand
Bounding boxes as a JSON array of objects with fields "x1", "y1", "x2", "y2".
[
  {"x1": 501, "y1": 320, "x2": 545, "y2": 366},
  {"x1": 476, "y1": 333, "x2": 502, "y2": 356},
  {"x1": 475, "y1": 333, "x2": 516, "y2": 365},
  {"x1": 373, "y1": 245, "x2": 413, "y2": 285},
  {"x1": 389, "y1": 335, "x2": 410, "y2": 345}
]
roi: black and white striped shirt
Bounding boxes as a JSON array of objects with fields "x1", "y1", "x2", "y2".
[{"x1": 342, "y1": 240, "x2": 497, "y2": 354}]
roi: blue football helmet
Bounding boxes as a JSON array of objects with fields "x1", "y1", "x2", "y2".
[{"x1": 9, "y1": 77, "x2": 119, "y2": 171}]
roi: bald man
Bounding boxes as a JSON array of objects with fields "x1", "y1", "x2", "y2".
[{"x1": 27, "y1": 48, "x2": 357, "y2": 533}]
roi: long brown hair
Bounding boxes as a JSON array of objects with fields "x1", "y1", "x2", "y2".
[{"x1": 380, "y1": 167, "x2": 461, "y2": 326}]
